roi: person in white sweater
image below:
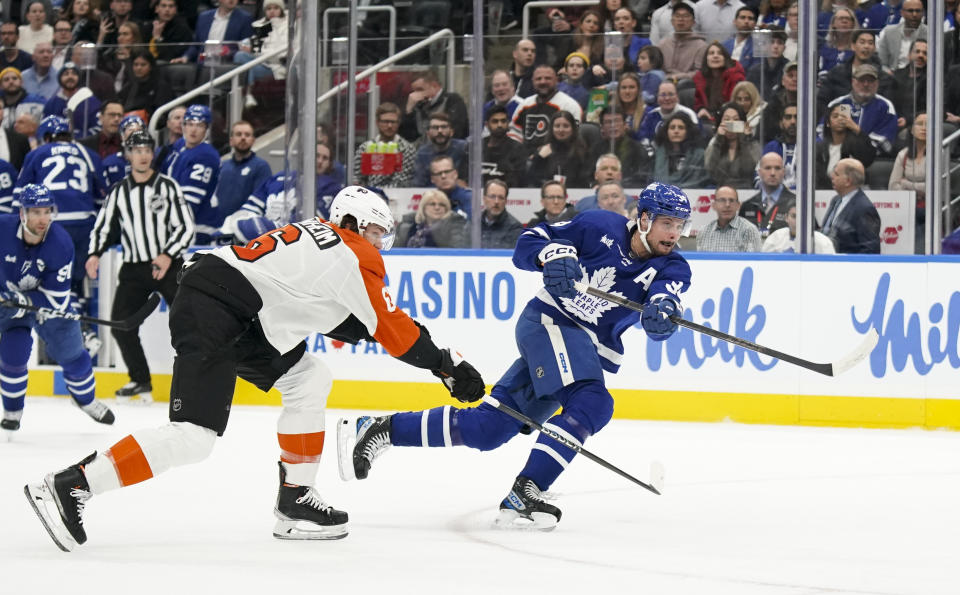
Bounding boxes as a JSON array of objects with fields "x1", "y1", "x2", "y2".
[
  {"x1": 762, "y1": 204, "x2": 837, "y2": 253},
  {"x1": 17, "y1": 1, "x2": 54, "y2": 54}
]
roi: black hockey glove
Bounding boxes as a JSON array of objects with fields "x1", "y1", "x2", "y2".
[{"x1": 432, "y1": 348, "x2": 485, "y2": 403}]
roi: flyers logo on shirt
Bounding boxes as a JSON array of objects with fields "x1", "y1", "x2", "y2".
[{"x1": 381, "y1": 287, "x2": 397, "y2": 312}]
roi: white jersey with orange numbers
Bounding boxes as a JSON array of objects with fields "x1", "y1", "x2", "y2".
[{"x1": 207, "y1": 217, "x2": 419, "y2": 356}]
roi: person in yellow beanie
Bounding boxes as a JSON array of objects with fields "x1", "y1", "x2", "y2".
[{"x1": 557, "y1": 51, "x2": 593, "y2": 110}]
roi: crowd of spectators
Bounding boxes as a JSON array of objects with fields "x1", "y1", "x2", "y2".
[
  {"x1": 0, "y1": 0, "x2": 954, "y2": 255},
  {"x1": 343, "y1": 0, "x2": 953, "y2": 253}
]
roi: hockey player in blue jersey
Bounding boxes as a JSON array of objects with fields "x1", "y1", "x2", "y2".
[
  {"x1": 102, "y1": 115, "x2": 145, "y2": 190},
  {"x1": 339, "y1": 182, "x2": 694, "y2": 529},
  {"x1": 0, "y1": 157, "x2": 18, "y2": 213},
  {"x1": 16, "y1": 115, "x2": 107, "y2": 304},
  {"x1": 161, "y1": 104, "x2": 221, "y2": 244},
  {"x1": 0, "y1": 185, "x2": 115, "y2": 435}
]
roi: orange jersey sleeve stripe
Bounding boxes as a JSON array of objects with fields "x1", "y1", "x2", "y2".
[
  {"x1": 339, "y1": 230, "x2": 421, "y2": 357},
  {"x1": 104, "y1": 435, "x2": 154, "y2": 487},
  {"x1": 278, "y1": 431, "x2": 326, "y2": 464}
]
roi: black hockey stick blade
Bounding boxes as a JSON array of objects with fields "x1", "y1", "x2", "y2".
[
  {"x1": 0, "y1": 292, "x2": 162, "y2": 330},
  {"x1": 116, "y1": 292, "x2": 163, "y2": 330},
  {"x1": 573, "y1": 281, "x2": 878, "y2": 377},
  {"x1": 482, "y1": 396, "x2": 662, "y2": 495}
]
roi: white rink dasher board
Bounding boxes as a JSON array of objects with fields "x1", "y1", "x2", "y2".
[{"x1": 132, "y1": 252, "x2": 960, "y2": 402}]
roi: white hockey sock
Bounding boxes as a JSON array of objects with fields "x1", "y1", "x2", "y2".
[
  {"x1": 83, "y1": 454, "x2": 121, "y2": 495},
  {"x1": 281, "y1": 460, "x2": 320, "y2": 487}
]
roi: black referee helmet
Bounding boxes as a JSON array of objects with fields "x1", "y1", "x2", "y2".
[{"x1": 124, "y1": 130, "x2": 156, "y2": 150}]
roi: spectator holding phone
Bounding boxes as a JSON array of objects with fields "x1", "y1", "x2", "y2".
[
  {"x1": 705, "y1": 102, "x2": 760, "y2": 189},
  {"x1": 815, "y1": 102, "x2": 876, "y2": 188}
]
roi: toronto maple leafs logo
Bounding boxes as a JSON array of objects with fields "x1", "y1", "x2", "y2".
[
  {"x1": 17, "y1": 273, "x2": 40, "y2": 291},
  {"x1": 559, "y1": 266, "x2": 624, "y2": 325},
  {"x1": 599, "y1": 235, "x2": 613, "y2": 248}
]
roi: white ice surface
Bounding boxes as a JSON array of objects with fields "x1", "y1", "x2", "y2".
[{"x1": 2, "y1": 397, "x2": 958, "y2": 595}]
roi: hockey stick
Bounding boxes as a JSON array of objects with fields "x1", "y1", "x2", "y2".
[
  {"x1": 0, "y1": 293, "x2": 162, "y2": 331},
  {"x1": 573, "y1": 281, "x2": 878, "y2": 377},
  {"x1": 482, "y1": 395, "x2": 664, "y2": 496}
]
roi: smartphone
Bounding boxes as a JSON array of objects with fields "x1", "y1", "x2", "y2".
[
  {"x1": 726, "y1": 120, "x2": 745, "y2": 133},
  {"x1": 838, "y1": 104, "x2": 852, "y2": 118}
]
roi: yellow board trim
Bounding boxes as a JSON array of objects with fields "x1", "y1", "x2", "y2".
[{"x1": 27, "y1": 369, "x2": 960, "y2": 430}]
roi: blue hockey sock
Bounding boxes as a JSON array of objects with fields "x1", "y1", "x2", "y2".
[
  {"x1": 0, "y1": 360, "x2": 28, "y2": 412},
  {"x1": 391, "y1": 406, "x2": 464, "y2": 447},
  {"x1": 0, "y1": 327, "x2": 32, "y2": 412},
  {"x1": 61, "y1": 352, "x2": 96, "y2": 406},
  {"x1": 519, "y1": 412, "x2": 592, "y2": 491}
]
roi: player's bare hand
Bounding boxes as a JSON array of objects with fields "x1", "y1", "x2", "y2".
[
  {"x1": 151, "y1": 254, "x2": 172, "y2": 280},
  {"x1": 85, "y1": 255, "x2": 99, "y2": 279}
]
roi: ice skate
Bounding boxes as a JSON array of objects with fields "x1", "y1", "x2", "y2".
[
  {"x1": 115, "y1": 381, "x2": 153, "y2": 404},
  {"x1": 2, "y1": 410, "x2": 22, "y2": 440},
  {"x1": 496, "y1": 476, "x2": 562, "y2": 531},
  {"x1": 273, "y1": 462, "x2": 348, "y2": 540},
  {"x1": 24, "y1": 453, "x2": 96, "y2": 552},
  {"x1": 80, "y1": 399, "x2": 115, "y2": 425},
  {"x1": 337, "y1": 415, "x2": 391, "y2": 481}
]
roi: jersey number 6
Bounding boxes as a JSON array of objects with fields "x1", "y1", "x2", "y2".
[{"x1": 231, "y1": 224, "x2": 302, "y2": 262}]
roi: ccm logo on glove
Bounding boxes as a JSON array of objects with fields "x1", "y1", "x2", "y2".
[{"x1": 538, "y1": 242, "x2": 578, "y2": 265}]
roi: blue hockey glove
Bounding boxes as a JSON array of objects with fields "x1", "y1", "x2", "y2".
[
  {"x1": 432, "y1": 348, "x2": 485, "y2": 403},
  {"x1": 539, "y1": 240, "x2": 580, "y2": 300},
  {"x1": 641, "y1": 297, "x2": 679, "y2": 339},
  {"x1": 0, "y1": 291, "x2": 31, "y2": 320}
]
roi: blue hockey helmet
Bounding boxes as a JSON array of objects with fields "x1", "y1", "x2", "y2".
[
  {"x1": 636, "y1": 182, "x2": 692, "y2": 234},
  {"x1": 37, "y1": 115, "x2": 70, "y2": 139},
  {"x1": 18, "y1": 184, "x2": 57, "y2": 240},
  {"x1": 183, "y1": 104, "x2": 212, "y2": 126},
  {"x1": 18, "y1": 184, "x2": 55, "y2": 210},
  {"x1": 120, "y1": 114, "x2": 145, "y2": 135}
]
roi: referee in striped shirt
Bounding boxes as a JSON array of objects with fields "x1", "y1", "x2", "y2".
[{"x1": 86, "y1": 131, "x2": 195, "y2": 401}]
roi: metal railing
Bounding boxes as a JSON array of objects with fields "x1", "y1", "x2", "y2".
[
  {"x1": 147, "y1": 46, "x2": 287, "y2": 139},
  {"x1": 522, "y1": 0, "x2": 597, "y2": 40},
  {"x1": 321, "y1": 5, "x2": 396, "y2": 68},
  {"x1": 316, "y1": 28, "x2": 456, "y2": 107},
  {"x1": 941, "y1": 127, "x2": 960, "y2": 241}
]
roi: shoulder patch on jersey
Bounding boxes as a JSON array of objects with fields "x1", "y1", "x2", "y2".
[{"x1": 297, "y1": 218, "x2": 342, "y2": 250}]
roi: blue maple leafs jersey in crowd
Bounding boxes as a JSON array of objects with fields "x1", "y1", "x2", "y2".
[
  {"x1": 15, "y1": 142, "x2": 107, "y2": 222},
  {"x1": 240, "y1": 171, "x2": 292, "y2": 223},
  {"x1": 0, "y1": 159, "x2": 19, "y2": 213},
  {"x1": 515, "y1": 209, "x2": 692, "y2": 373},
  {"x1": 237, "y1": 171, "x2": 341, "y2": 223},
  {"x1": 0, "y1": 215, "x2": 73, "y2": 311},
  {"x1": 161, "y1": 138, "x2": 222, "y2": 235},
  {"x1": 102, "y1": 152, "x2": 130, "y2": 190}
]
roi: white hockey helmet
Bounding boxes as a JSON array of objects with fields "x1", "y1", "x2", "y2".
[{"x1": 328, "y1": 185, "x2": 396, "y2": 250}]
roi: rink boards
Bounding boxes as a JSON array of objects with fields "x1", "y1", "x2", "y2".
[{"x1": 26, "y1": 251, "x2": 960, "y2": 430}]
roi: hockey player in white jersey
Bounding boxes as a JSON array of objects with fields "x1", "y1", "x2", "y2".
[{"x1": 25, "y1": 185, "x2": 485, "y2": 551}]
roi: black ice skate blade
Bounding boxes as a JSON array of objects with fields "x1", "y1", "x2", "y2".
[{"x1": 24, "y1": 483, "x2": 75, "y2": 552}]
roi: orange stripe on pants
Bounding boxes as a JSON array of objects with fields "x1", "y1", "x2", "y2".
[
  {"x1": 278, "y1": 432, "x2": 325, "y2": 464},
  {"x1": 104, "y1": 435, "x2": 154, "y2": 487}
]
